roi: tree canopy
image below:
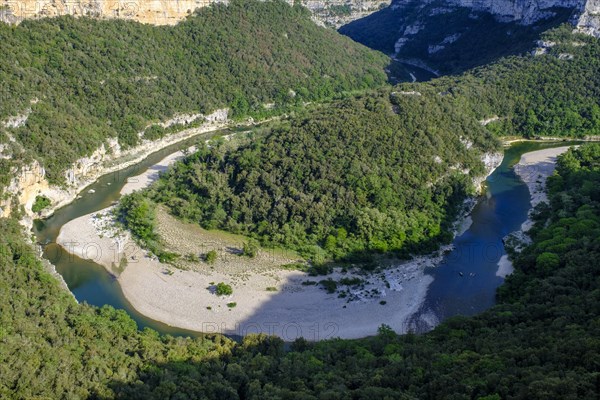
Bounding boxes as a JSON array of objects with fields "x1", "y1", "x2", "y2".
[
  {"x1": 0, "y1": 0, "x2": 388, "y2": 184},
  {"x1": 2, "y1": 143, "x2": 599, "y2": 399},
  {"x1": 147, "y1": 91, "x2": 498, "y2": 263}
]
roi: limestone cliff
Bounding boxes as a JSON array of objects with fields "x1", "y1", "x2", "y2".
[
  {"x1": 445, "y1": 0, "x2": 581, "y2": 24},
  {"x1": 0, "y1": 109, "x2": 229, "y2": 223},
  {"x1": 0, "y1": 0, "x2": 391, "y2": 27},
  {"x1": 575, "y1": 0, "x2": 600, "y2": 37},
  {"x1": 442, "y1": 0, "x2": 600, "y2": 35},
  {"x1": 384, "y1": 0, "x2": 599, "y2": 36}
]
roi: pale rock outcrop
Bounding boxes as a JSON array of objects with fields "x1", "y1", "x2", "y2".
[
  {"x1": 0, "y1": 109, "x2": 229, "y2": 222},
  {"x1": 0, "y1": 0, "x2": 391, "y2": 28},
  {"x1": 444, "y1": 0, "x2": 581, "y2": 24},
  {"x1": 473, "y1": 152, "x2": 503, "y2": 193},
  {"x1": 446, "y1": 0, "x2": 600, "y2": 36},
  {"x1": 575, "y1": 0, "x2": 600, "y2": 37},
  {"x1": 390, "y1": 0, "x2": 599, "y2": 38}
]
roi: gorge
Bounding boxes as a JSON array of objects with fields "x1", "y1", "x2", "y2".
[{"x1": 1, "y1": 0, "x2": 600, "y2": 398}]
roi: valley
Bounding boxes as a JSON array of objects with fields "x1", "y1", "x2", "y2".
[
  {"x1": 32, "y1": 112, "x2": 583, "y2": 339},
  {"x1": 2, "y1": 0, "x2": 600, "y2": 398}
]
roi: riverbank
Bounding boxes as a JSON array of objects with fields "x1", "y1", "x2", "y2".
[
  {"x1": 500, "y1": 145, "x2": 573, "y2": 276},
  {"x1": 59, "y1": 182, "x2": 450, "y2": 341},
  {"x1": 56, "y1": 140, "x2": 498, "y2": 339},
  {"x1": 514, "y1": 146, "x2": 572, "y2": 232},
  {"x1": 57, "y1": 204, "x2": 440, "y2": 340},
  {"x1": 501, "y1": 136, "x2": 600, "y2": 147},
  {"x1": 5, "y1": 109, "x2": 239, "y2": 228}
]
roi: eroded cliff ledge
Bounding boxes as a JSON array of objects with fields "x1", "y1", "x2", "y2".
[{"x1": 0, "y1": 0, "x2": 391, "y2": 28}]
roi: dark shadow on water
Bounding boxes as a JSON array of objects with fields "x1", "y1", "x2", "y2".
[
  {"x1": 408, "y1": 141, "x2": 583, "y2": 333},
  {"x1": 339, "y1": 1, "x2": 576, "y2": 78}
]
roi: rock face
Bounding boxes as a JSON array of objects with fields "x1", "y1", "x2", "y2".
[
  {"x1": 302, "y1": 0, "x2": 391, "y2": 27},
  {"x1": 575, "y1": 0, "x2": 600, "y2": 37},
  {"x1": 387, "y1": 0, "x2": 599, "y2": 35},
  {"x1": 442, "y1": 0, "x2": 600, "y2": 35},
  {"x1": 0, "y1": 109, "x2": 229, "y2": 222},
  {"x1": 445, "y1": 0, "x2": 581, "y2": 24},
  {"x1": 0, "y1": 0, "x2": 391, "y2": 27}
]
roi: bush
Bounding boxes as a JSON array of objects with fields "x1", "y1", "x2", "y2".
[
  {"x1": 227, "y1": 302, "x2": 237, "y2": 308},
  {"x1": 157, "y1": 251, "x2": 179, "y2": 264},
  {"x1": 319, "y1": 279, "x2": 337, "y2": 294},
  {"x1": 205, "y1": 250, "x2": 218, "y2": 264},
  {"x1": 185, "y1": 253, "x2": 200, "y2": 262},
  {"x1": 242, "y1": 240, "x2": 259, "y2": 258},
  {"x1": 215, "y1": 282, "x2": 233, "y2": 296},
  {"x1": 117, "y1": 193, "x2": 158, "y2": 244},
  {"x1": 339, "y1": 277, "x2": 363, "y2": 286},
  {"x1": 31, "y1": 196, "x2": 51, "y2": 213}
]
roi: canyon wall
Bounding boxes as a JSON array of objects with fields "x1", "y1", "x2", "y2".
[
  {"x1": 1, "y1": 0, "x2": 597, "y2": 33},
  {"x1": 0, "y1": 109, "x2": 229, "y2": 223},
  {"x1": 445, "y1": 0, "x2": 581, "y2": 24},
  {"x1": 445, "y1": 0, "x2": 600, "y2": 36},
  {"x1": 0, "y1": 0, "x2": 391, "y2": 27},
  {"x1": 388, "y1": 0, "x2": 600, "y2": 36},
  {"x1": 576, "y1": 0, "x2": 600, "y2": 37}
]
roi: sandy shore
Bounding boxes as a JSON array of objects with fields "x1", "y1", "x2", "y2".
[
  {"x1": 499, "y1": 146, "x2": 573, "y2": 277},
  {"x1": 57, "y1": 146, "x2": 442, "y2": 340},
  {"x1": 513, "y1": 146, "x2": 572, "y2": 232},
  {"x1": 56, "y1": 135, "x2": 511, "y2": 340},
  {"x1": 58, "y1": 208, "x2": 436, "y2": 340}
]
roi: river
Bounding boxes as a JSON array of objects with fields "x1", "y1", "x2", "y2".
[{"x1": 33, "y1": 138, "x2": 579, "y2": 338}]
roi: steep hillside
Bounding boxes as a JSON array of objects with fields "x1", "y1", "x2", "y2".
[
  {"x1": 0, "y1": 0, "x2": 391, "y2": 27},
  {"x1": 0, "y1": 0, "x2": 388, "y2": 191},
  {"x1": 121, "y1": 26, "x2": 600, "y2": 266},
  {"x1": 145, "y1": 92, "x2": 498, "y2": 264},
  {"x1": 401, "y1": 26, "x2": 600, "y2": 139},
  {"x1": 340, "y1": 0, "x2": 579, "y2": 75}
]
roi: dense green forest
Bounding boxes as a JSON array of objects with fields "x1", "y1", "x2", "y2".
[
  {"x1": 398, "y1": 27, "x2": 600, "y2": 139},
  {"x1": 121, "y1": 26, "x2": 600, "y2": 263},
  {"x1": 2, "y1": 144, "x2": 598, "y2": 399},
  {"x1": 144, "y1": 91, "x2": 498, "y2": 263},
  {"x1": 2, "y1": 2, "x2": 600, "y2": 397},
  {"x1": 0, "y1": 218, "x2": 237, "y2": 399},
  {"x1": 0, "y1": 0, "x2": 388, "y2": 184}
]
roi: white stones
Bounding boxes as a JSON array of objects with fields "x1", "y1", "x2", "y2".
[{"x1": 575, "y1": 0, "x2": 600, "y2": 38}]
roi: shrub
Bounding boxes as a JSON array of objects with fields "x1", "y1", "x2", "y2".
[
  {"x1": 339, "y1": 277, "x2": 363, "y2": 286},
  {"x1": 319, "y1": 279, "x2": 337, "y2": 294},
  {"x1": 185, "y1": 253, "x2": 200, "y2": 262},
  {"x1": 32, "y1": 196, "x2": 51, "y2": 213},
  {"x1": 242, "y1": 240, "x2": 259, "y2": 258},
  {"x1": 205, "y1": 250, "x2": 217, "y2": 264},
  {"x1": 215, "y1": 282, "x2": 233, "y2": 296}
]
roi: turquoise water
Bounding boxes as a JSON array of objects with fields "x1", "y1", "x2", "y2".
[{"x1": 33, "y1": 138, "x2": 579, "y2": 337}]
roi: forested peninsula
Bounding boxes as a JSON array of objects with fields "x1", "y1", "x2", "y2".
[
  {"x1": 1, "y1": 0, "x2": 600, "y2": 397},
  {"x1": 124, "y1": 26, "x2": 600, "y2": 264},
  {"x1": 2, "y1": 143, "x2": 598, "y2": 398}
]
